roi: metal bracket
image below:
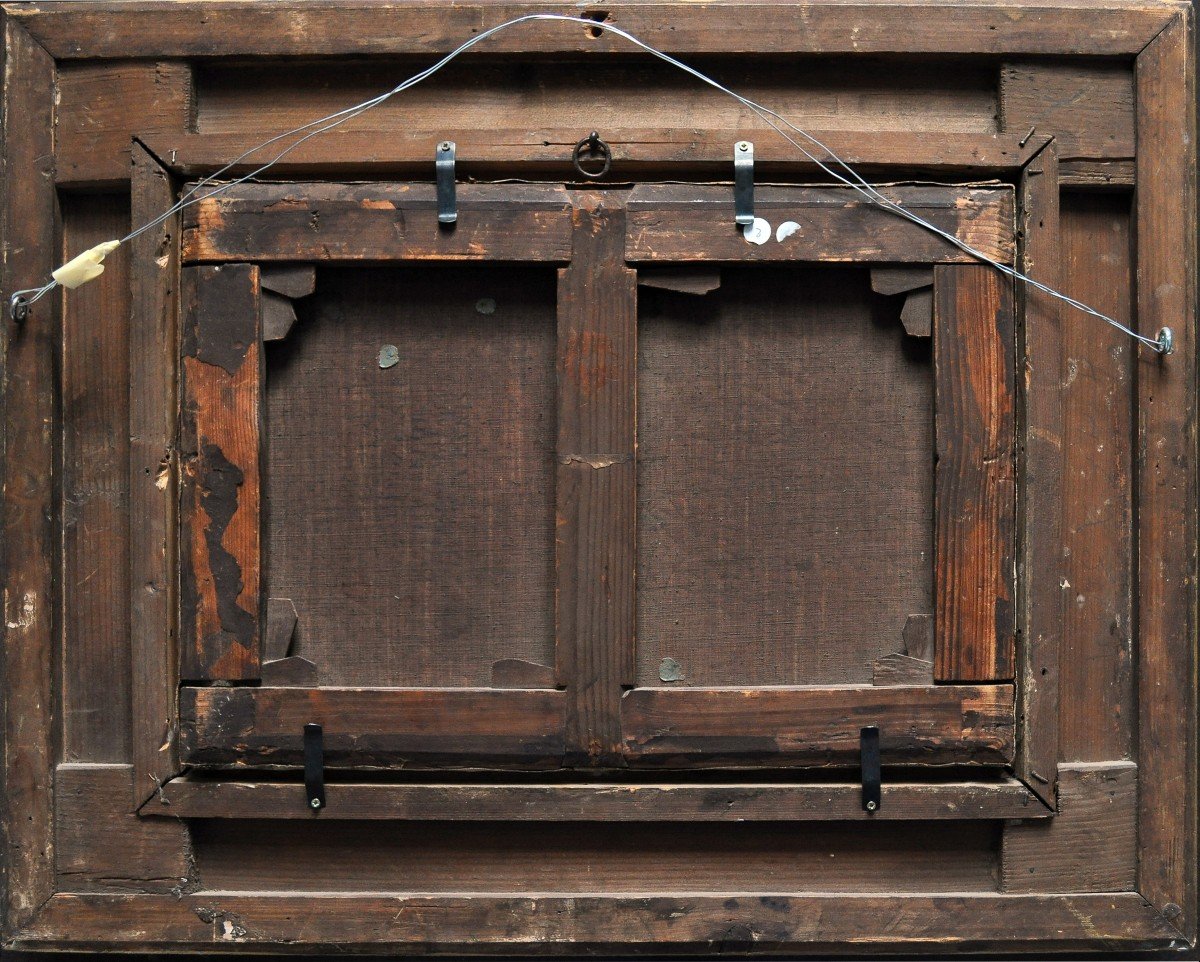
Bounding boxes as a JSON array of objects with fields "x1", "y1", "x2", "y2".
[
  {"x1": 734, "y1": 141, "x2": 755, "y2": 226},
  {"x1": 304, "y1": 722, "x2": 326, "y2": 811},
  {"x1": 860, "y1": 726, "x2": 881, "y2": 812},
  {"x1": 436, "y1": 140, "x2": 457, "y2": 225}
]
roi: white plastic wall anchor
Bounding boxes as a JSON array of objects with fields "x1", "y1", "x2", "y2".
[{"x1": 52, "y1": 240, "x2": 121, "y2": 289}]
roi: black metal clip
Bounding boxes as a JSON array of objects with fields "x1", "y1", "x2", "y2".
[
  {"x1": 436, "y1": 140, "x2": 457, "y2": 225},
  {"x1": 860, "y1": 725, "x2": 881, "y2": 813},
  {"x1": 304, "y1": 722, "x2": 326, "y2": 812},
  {"x1": 734, "y1": 141, "x2": 754, "y2": 226}
]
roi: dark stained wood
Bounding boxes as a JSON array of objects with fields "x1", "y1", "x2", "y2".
[
  {"x1": 264, "y1": 265, "x2": 557, "y2": 688},
  {"x1": 871, "y1": 267, "x2": 935, "y2": 296},
  {"x1": 1058, "y1": 158, "x2": 1136, "y2": 188},
  {"x1": 152, "y1": 775, "x2": 1046, "y2": 821},
  {"x1": 260, "y1": 292, "x2": 296, "y2": 342},
  {"x1": 54, "y1": 764, "x2": 191, "y2": 894},
  {"x1": 1001, "y1": 762, "x2": 1137, "y2": 893},
  {"x1": 1000, "y1": 60, "x2": 1134, "y2": 162},
  {"x1": 899, "y1": 288, "x2": 934, "y2": 337},
  {"x1": 179, "y1": 264, "x2": 262, "y2": 680},
  {"x1": 626, "y1": 185, "x2": 1016, "y2": 264},
  {"x1": 182, "y1": 183, "x2": 574, "y2": 262},
  {"x1": 1013, "y1": 143, "x2": 1062, "y2": 807},
  {"x1": 188, "y1": 819, "x2": 1001, "y2": 894},
  {"x1": 621, "y1": 685, "x2": 1016, "y2": 766},
  {"x1": 1058, "y1": 193, "x2": 1135, "y2": 763},
  {"x1": 56, "y1": 61, "x2": 192, "y2": 187},
  {"x1": 144, "y1": 129, "x2": 1038, "y2": 181},
  {"x1": 60, "y1": 194, "x2": 132, "y2": 764},
  {"x1": 933, "y1": 265, "x2": 1016, "y2": 681},
  {"x1": 130, "y1": 142, "x2": 183, "y2": 807},
  {"x1": 902, "y1": 613, "x2": 935, "y2": 662},
  {"x1": 178, "y1": 687, "x2": 567, "y2": 768},
  {"x1": 259, "y1": 264, "x2": 315, "y2": 301},
  {"x1": 13, "y1": 2, "x2": 1176, "y2": 59},
  {"x1": 17, "y1": 892, "x2": 1184, "y2": 953},
  {"x1": 637, "y1": 266, "x2": 932, "y2": 688},
  {"x1": 556, "y1": 195, "x2": 636, "y2": 766},
  {"x1": 1135, "y1": 12, "x2": 1197, "y2": 942},
  {"x1": 0, "y1": 16, "x2": 58, "y2": 936},
  {"x1": 872, "y1": 653, "x2": 934, "y2": 687}
]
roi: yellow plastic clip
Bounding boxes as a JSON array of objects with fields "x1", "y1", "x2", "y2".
[{"x1": 51, "y1": 240, "x2": 121, "y2": 290}]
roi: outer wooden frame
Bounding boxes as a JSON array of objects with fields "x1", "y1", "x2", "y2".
[{"x1": 1, "y1": 0, "x2": 1194, "y2": 954}]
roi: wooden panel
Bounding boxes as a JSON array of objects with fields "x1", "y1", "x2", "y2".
[
  {"x1": 1135, "y1": 13, "x2": 1197, "y2": 942},
  {"x1": 933, "y1": 265, "x2": 1016, "y2": 681},
  {"x1": 1001, "y1": 762, "x2": 1137, "y2": 892},
  {"x1": 0, "y1": 18, "x2": 58, "y2": 936},
  {"x1": 1013, "y1": 143, "x2": 1061, "y2": 806},
  {"x1": 61, "y1": 194, "x2": 132, "y2": 764},
  {"x1": 179, "y1": 264, "x2": 262, "y2": 680},
  {"x1": 56, "y1": 60, "x2": 192, "y2": 186},
  {"x1": 626, "y1": 185, "x2": 1015, "y2": 264},
  {"x1": 153, "y1": 776, "x2": 1047, "y2": 821},
  {"x1": 1000, "y1": 60, "x2": 1134, "y2": 161},
  {"x1": 556, "y1": 196, "x2": 636, "y2": 765},
  {"x1": 18, "y1": 893, "x2": 1184, "y2": 954},
  {"x1": 181, "y1": 183, "x2": 574, "y2": 262},
  {"x1": 196, "y1": 58, "x2": 997, "y2": 138},
  {"x1": 145, "y1": 129, "x2": 1041, "y2": 181},
  {"x1": 637, "y1": 266, "x2": 932, "y2": 687},
  {"x1": 14, "y1": 3, "x2": 1175, "y2": 59},
  {"x1": 264, "y1": 265, "x2": 556, "y2": 688},
  {"x1": 1058, "y1": 193, "x2": 1134, "y2": 763},
  {"x1": 54, "y1": 764, "x2": 190, "y2": 894},
  {"x1": 189, "y1": 818, "x2": 1001, "y2": 893},
  {"x1": 178, "y1": 687, "x2": 566, "y2": 767},
  {"x1": 621, "y1": 685, "x2": 1016, "y2": 766},
  {"x1": 130, "y1": 143, "x2": 183, "y2": 805}
]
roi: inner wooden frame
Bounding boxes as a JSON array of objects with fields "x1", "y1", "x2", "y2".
[{"x1": 173, "y1": 181, "x2": 1020, "y2": 776}]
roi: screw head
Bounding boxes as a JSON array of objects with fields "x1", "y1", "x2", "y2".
[
  {"x1": 310, "y1": 797, "x2": 322, "y2": 809},
  {"x1": 1156, "y1": 327, "x2": 1174, "y2": 355},
  {"x1": 866, "y1": 800, "x2": 877, "y2": 812},
  {"x1": 737, "y1": 141, "x2": 751, "y2": 152},
  {"x1": 439, "y1": 141, "x2": 452, "y2": 151},
  {"x1": 9, "y1": 296, "x2": 29, "y2": 323}
]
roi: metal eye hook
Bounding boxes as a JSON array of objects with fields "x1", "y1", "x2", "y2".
[{"x1": 572, "y1": 131, "x2": 612, "y2": 180}]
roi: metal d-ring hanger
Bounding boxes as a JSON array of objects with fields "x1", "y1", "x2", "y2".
[
  {"x1": 3, "y1": 13, "x2": 1174, "y2": 356},
  {"x1": 572, "y1": 132, "x2": 612, "y2": 180}
]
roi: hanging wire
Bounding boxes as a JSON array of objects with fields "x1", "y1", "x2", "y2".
[{"x1": 6, "y1": 13, "x2": 1172, "y2": 353}]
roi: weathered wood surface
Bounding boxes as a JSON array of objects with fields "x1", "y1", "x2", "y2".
[
  {"x1": 1135, "y1": 12, "x2": 1197, "y2": 943},
  {"x1": 933, "y1": 265, "x2": 1016, "y2": 681},
  {"x1": 1001, "y1": 762, "x2": 1137, "y2": 893},
  {"x1": 1013, "y1": 143, "x2": 1062, "y2": 806},
  {"x1": 626, "y1": 185, "x2": 1015, "y2": 264},
  {"x1": 179, "y1": 687, "x2": 567, "y2": 767},
  {"x1": 638, "y1": 266, "x2": 932, "y2": 688},
  {"x1": 556, "y1": 195, "x2": 636, "y2": 766},
  {"x1": 264, "y1": 265, "x2": 557, "y2": 688},
  {"x1": 179, "y1": 264, "x2": 262, "y2": 680},
  {"x1": 621, "y1": 685, "x2": 1016, "y2": 766},
  {"x1": 144, "y1": 130, "x2": 1038, "y2": 180},
  {"x1": 12, "y1": 2, "x2": 1177, "y2": 59},
  {"x1": 1058, "y1": 193, "x2": 1135, "y2": 763},
  {"x1": 130, "y1": 143, "x2": 183, "y2": 806},
  {"x1": 16, "y1": 892, "x2": 1185, "y2": 953},
  {"x1": 54, "y1": 765, "x2": 191, "y2": 894},
  {"x1": 60, "y1": 195, "x2": 132, "y2": 764},
  {"x1": 1, "y1": 17, "x2": 58, "y2": 937},
  {"x1": 182, "y1": 183, "x2": 574, "y2": 262},
  {"x1": 56, "y1": 61, "x2": 192, "y2": 186},
  {"x1": 151, "y1": 775, "x2": 1046, "y2": 821},
  {"x1": 1000, "y1": 60, "x2": 1134, "y2": 161}
]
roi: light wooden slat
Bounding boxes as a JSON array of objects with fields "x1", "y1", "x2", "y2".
[
  {"x1": 621, "y1": 685, "x2": 1016, "y2": 765},
  {"x1": 933, "y1": 265, "x2": 1017, "y2": 681}
]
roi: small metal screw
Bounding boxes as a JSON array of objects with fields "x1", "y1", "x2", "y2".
[
  {"x1": 439, "y1": 141, "x2": 452, "y2": 152},
  {"x1": 9, "y1": 295, "x2": 29, "y2": 324},
  {"x1": 866, "y1": 800, "x2": 877, "y2": 812},
  {"x1": 310, "y1": 797, "x2": 322, "y2": 809},
  {"x1": 737, "y1": 141, "x2": 751, "y2": 152},
  {"x1": 1156, "y1": 326, "x2": 1174, "y2": 355}
]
